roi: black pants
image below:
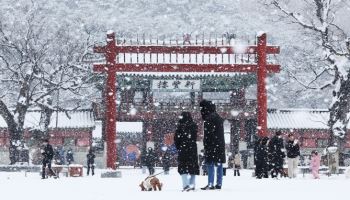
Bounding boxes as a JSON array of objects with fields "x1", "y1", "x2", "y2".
[
  {"x1": 256, "y1": 164, "x2": 268, "y2": 179},
  {"x1": 234, "y1": 169, "x2": 240, "y2": 176},
  {"x1": 271, "y1": 167, "x2": 283, "y2": 178},
  {"x1": 147, "y1": 166, "x2": 155, "y2": 175},
  {"x1": 42, "y1": 159, "x2": 56, "y2": 178},
  {"x1": 87, "y1": 163, "x2": 95, "y2": 175}
]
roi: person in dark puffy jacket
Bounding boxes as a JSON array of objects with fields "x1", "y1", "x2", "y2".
[
  {"x1": 146, "y1": 147, "x2": 156, "y2": 175},
  {"x1": 87, "y1": 149, "x2": 96, "y2": 176},
  {"x1": 199, "y1": 100, "x2": 226, "y2": 190},
  {"x1": 285, "y1": 133, "x2": 300, "y2": 178},
  {"x1": 41, "y1": 139, "x2": 56, "y2": 179},
  {"x1": 66, "y1": 148, "x2": 74, "y2": 165},
  {"x1": 268, "y1": 131, "x2": 286, "y2": 178},
  {"x1": 255, "y1": 137, "x2": 269, "y2": 179}
]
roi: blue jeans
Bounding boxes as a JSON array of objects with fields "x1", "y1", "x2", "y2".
[
  {"x1": 181, "y1": 174, "x2": 196, "y2": 189},
  {"x1": 206, "y1": 162, "x2": 223, "y2": 186}
]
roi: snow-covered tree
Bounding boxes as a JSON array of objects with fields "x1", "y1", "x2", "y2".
[
  {"x1": 0, "y1": 1, "x2": 96, "y2": 163},
  {"x1": 266, "y1": 0, "x2": 350, "y2": 147}
]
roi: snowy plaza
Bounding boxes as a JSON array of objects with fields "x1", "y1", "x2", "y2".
[
  {"x1": 1, "y1": 0, "x2": 350, "y2": 199},
  {"x1": 0, "y1": 168, "x2": 349, "y2": 200}
]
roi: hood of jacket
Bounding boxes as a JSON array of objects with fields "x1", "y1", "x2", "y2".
[{"x1": 200, "y1": 100, "x2": 216, "y2": 120}]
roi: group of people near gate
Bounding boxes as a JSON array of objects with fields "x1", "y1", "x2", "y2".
[
  {"x1": 39, "y1": 99, "x2": 321, "y2": 185},
  {"x1": 139, "y1": 99, "x2": 321, "y2": 192},
  {"x1": 40, "y1": 139, "x2": 96, "y2": 179},
  {"x1": 255, "y1": 131, "x2": 321, "y2": 179}
]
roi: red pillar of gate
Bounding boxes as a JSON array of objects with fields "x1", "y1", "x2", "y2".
[
  {"x1": 104, "y1": 32, "x2": 117, "y2": 169},
  {"x1": 257, "y1": 33, "x2": 268, "y2": 138}
]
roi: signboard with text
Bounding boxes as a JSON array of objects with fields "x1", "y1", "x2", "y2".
[{"x1": 151, "y1": 80, "x2": 201, "y2": 92}]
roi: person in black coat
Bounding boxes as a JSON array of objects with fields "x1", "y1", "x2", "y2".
[
  {"x1": 199, "y1": 100, "x2": 226, "y2": 190},
  {"x1": 268, "y1": 131, "x2": 286, "y2": 178},
  {"x1": 86, "y1": 149, "x2": 96, "y2": 176},
  {"x1": 41, "y1": 139, "x2": 56, "y2": 179},
  {"x1": 255, "y1": 137, "x2": 269, "y2": 179},
  {"x1": 285, "y1": 133, "x2": 300, "y2": 178},
  {"x1": 146, "y1": 147, "x2": 156, "y2": 175},
  {"x1": 66, "y1": 148, "x2": 74, "y2": 165},
  {"x1": 174, "y1": 112, "x2": 199, "y2": 191}
]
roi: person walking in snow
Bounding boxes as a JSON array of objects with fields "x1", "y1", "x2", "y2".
[
  {"x1": 233, "y1": 152, "x2": 241, "y2": 176},
  {"x1": 268, "y1": 131, "x2": 286, "y2": 178},
  {"x1": 285, "y1": 133, "x2": 300, "y2": 178},
  {"x1": 310, "y1": 150, "x2": 320, "y2": 179},
  {"x1": 199, "y1": 100, "x2": 226, "y2": 190},
  {"x1": 41, "y1": 139, "x2": 57, "y2": 179},
  {"x1": 174, "y1": 112, "x2": 199, "y2": 191},
  {"x1": 66, "y1": 148, "x2": 74, "y2": 165},
  {"x1": 86, "y1": 149, "x2": 96, "y2": 176},
  {"x1": 146, "y1": 147, "x2": 156, "y2": 175}
]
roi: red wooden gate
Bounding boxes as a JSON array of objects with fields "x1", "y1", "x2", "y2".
[{"x1": 93, "y1": 31, "x2": 280, "y2": 169}]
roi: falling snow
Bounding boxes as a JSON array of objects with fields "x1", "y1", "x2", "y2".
[{"x1": 0, "y1": 0, "x2": 350, "y2": 199}]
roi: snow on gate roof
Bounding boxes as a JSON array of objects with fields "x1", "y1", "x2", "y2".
[
  {"x1": 0, "y1": 110, "x2": 95, "y2": 129},
  {"x1": 2, "y1": 109, "x2": 342, "y2": 131},
  {"x1": 267, "y1": 108, "x2": 349, "y2": 130}
]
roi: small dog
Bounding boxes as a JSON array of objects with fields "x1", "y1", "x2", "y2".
[{"x1": 139, "y1": 176, "x2": 162, "y2": 191}]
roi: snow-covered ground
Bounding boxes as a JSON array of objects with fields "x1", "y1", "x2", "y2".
[{"x1": 0, "y1": 168, "x2": 348, "y2": 200}]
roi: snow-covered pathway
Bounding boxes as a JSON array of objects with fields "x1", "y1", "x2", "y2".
[{"x1": 0, "y1": 168, "x2": 348, "y2": 200}]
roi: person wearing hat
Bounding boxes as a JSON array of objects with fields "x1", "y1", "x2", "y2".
[
  {"x1": 41, "y1": 139, "x2": 57, "y2": 179},
  {"x1": 285, "y1": 133, "x2": 300, "y2": 178}
]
